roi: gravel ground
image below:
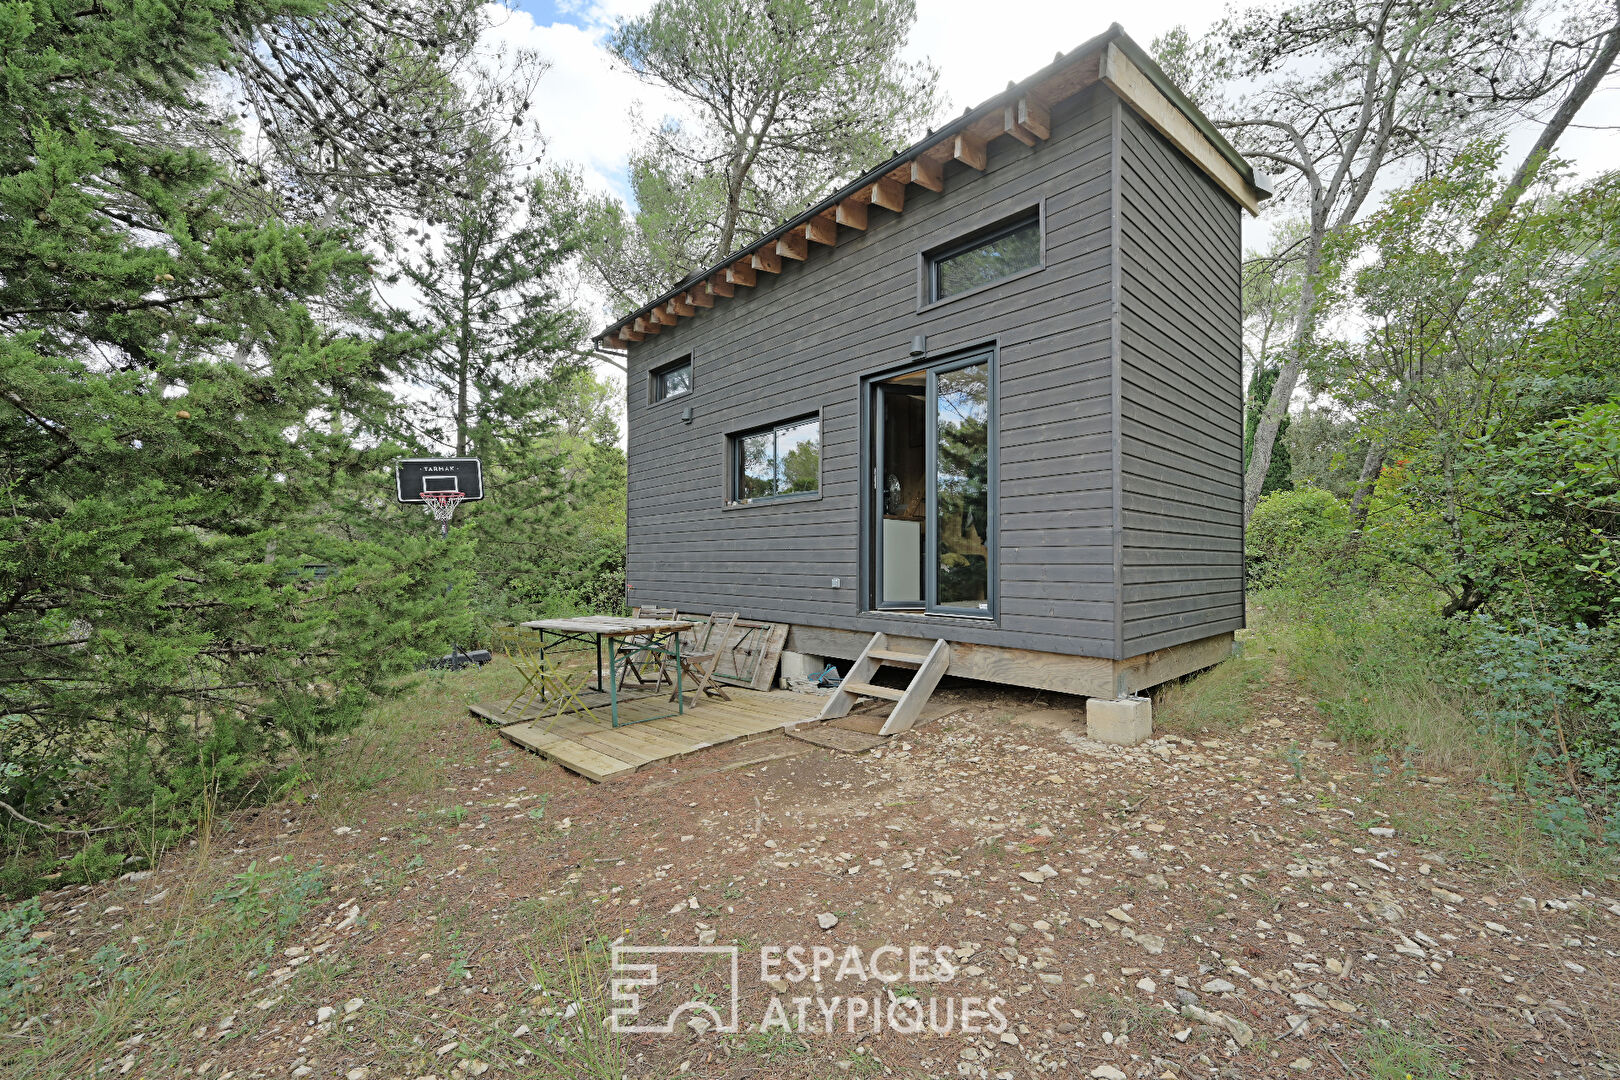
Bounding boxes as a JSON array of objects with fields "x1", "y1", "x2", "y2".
[{"x1": 12, "y1": 666, "x2": 1620, "y2": 1080}]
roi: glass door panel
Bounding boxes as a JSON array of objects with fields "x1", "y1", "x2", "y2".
[
  {"x1": 930, "y1": 361, "x2": 991, "y2": 613},
  {"x1": 876, "y1": 381, "x2": 925, "y2": 607}
]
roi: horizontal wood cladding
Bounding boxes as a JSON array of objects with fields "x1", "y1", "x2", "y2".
[
  {"x1": 626, "y1": 89, "x2": 1118, "y2": 658},
  {"x1": 622, "y1": 84, "x2": 1248, "y2": 669},
  {"x1": 1116, "y1": 106, "x2": 1245, "y2": 656}
]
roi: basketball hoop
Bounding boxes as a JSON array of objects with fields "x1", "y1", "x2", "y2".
[
  {"x1": 396, "y1": 459, "x2": 481, "y2": 538},
  {"x1": 421, "y1": 490, "x2": 465, "y2": 537}
]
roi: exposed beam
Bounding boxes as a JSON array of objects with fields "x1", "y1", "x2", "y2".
[
  {"x1": 667, "y1": 297, "x2": 694, "y2": 318},
  {"x1": 645, "y1": 308, "x2": 671, "y2": 327},
  {"x1": 686, "y1": 288, "x2": 713, "y2": 309},
  {"x1": 953, "y1": 132, "x2": 987, "y2": 171},
  {"x1": 835, "y1": 199, "x2": 868, "y2": 230},
  {"x1": 706, "y1": 276, "x2": 734, "y2": 298},
  {"x1": 805, "y1": 212, "x2": 837, "y2": 247},
  {"x1": 727, "y1": 262, "x2": 757, "y2": 287},
  {"x1": 872, "y1": 177, "x2": 906, "y2": 213},
  {"x1": 1002, "y1": 103, "x2": 1036, "y2": 147},
  {"x1": 752, "y1": 248, "x2": 783, "y2": 274},
  {"x1": 1018, "y1": 96, "x2": 1051, "y2": 140},
  {"x1": 910, "y1": 157, "x2": 943, "y2": 192},
  {"x1": 776, "y1": 231, "x2": 808, "y2": 261},
  {"x1": 634, "y1": 316, "x2": 661, "y2": 334},
  {"x1": 618, "y1": 327, "x2": 644, "y2": 344}
]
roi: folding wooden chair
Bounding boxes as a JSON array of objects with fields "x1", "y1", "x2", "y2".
[
  {"x1": 615, "y1": 605, "x2": 678, "y2": 692},
  {"x1": 502, "y1": 627, "x2": 598, "y2": 723},
  {"x1": 665, "y1": 612, "x2": 740, "y2": 706}
]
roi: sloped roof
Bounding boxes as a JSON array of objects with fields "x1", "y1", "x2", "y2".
[{"x1": 597, "y1": 24, "x2": 1269, "y2": 350}]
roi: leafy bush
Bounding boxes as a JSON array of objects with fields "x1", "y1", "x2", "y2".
[
  {"x1": 0, "y1": 899, "x2": 44, "y2": 1017},
  {"x1": 1246, "y1": 488, "x2": 1351, "y2": 585},
  {"x1": 1463, "y1": 617, "x2": 1620, "y2": 855}
]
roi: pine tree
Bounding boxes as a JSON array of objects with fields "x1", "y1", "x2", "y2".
[{"x1": 0, "y1": 0, "x2": 471, "y2": 875}]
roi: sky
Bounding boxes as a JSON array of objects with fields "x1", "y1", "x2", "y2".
[
  {"x1": 499, "y1": 0, "x2": 1620, "y2": 220},
  {"x1": 490, "y1": 0, "x2": 1619, "y2": 402}
]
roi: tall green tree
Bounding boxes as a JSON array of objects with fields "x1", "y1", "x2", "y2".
[
  {"x1": 379, "y1": 125, "x2": 591, "y2": 456},
  {"x1": 0, "y1": 0, "x2": 469, "y2": 869},
  {"x1": 1245, "y1": 365, "x2": 1294, "y2": 497},
  {"x1": 464, "y1": 369, "x2": 628, "y2": 620},
  {"x1": 220, "y1": 0, "x2": 544, "y2": 239},
  {"x1": 1320, "y1": 150, "x2": 1620, "y2": 622},
  {"x1": 1158, "y1": 0, "x2": 1618, "y2": 518},
  {"x1": 586, "y1": 0, "x2": 940, "y2": 309}
]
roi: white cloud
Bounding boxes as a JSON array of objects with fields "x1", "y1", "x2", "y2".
[
  {"x1": 494, "y1": 0, "x2": 1620, "y2": 393},
  {"x1": 502, "y1": 0, "x2": 1618, "y2": 211}
]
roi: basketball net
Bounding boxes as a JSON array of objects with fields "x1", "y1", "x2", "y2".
[{"x1": 421, "y1": 490, "x2": 466, "y2": 538}]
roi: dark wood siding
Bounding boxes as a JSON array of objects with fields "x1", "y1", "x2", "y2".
[
  {"x1": 626, "y1": 87, "x2": 1120, "y2": 658},
  {"x1": 1115, "y1": 108, "x2": 1246, "y2": 654},
  {"x1": 623, "y1": 89, "x2": 1246, "y2": 664}
]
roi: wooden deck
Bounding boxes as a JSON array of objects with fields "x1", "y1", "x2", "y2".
[{"x1": 470, "y1": 687, "x2": 823, "y2": 782}]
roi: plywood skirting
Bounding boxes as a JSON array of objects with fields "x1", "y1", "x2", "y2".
[{"x1": 784, "y1": 624, "x2": 1235, "y2": 698}]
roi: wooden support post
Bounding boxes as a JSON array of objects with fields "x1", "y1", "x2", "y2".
[
  {"x1": 834, "y1": 199, "x2": 868, "y2": 230},
  {"x1": 872, "y1": 177, "x2": 906, "y2": 212},
  {"x1": 706, "y1": 276, "x2": 734, "y2": 298},
  {"x1": 752, "y1": 248, "x2": 783, "y2": 274},
  {"x1": 805, "y1": 212, "x2": 837, "y2": 247},
  {"x1": 776, "y1": 231, "x2": 808, "y2": 261},
  {"x1": 727, "y1": 262, "x2": 757, "y2": 287},
  {"x1": 910, "y1": 157, "x2": 943, "y2": 192},
  {"x1": 953, "y1": 132, "x2": 987, "y2": 170},
  {"x1": 686, "y1": 288, "x2": 713, "y2": 309}
]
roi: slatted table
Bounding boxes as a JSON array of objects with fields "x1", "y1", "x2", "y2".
[{"x1": 519, "y1": 616, "x2": 694, "y2": 727}]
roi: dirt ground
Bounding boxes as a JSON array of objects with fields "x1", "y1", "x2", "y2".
[{"x1": 11, "y1": 661, "x2": 1620, "y2": 1080}]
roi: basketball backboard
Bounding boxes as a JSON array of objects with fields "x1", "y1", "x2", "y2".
[{"x1": 395, "y1": 458, "x2": 484, "y2": 503}]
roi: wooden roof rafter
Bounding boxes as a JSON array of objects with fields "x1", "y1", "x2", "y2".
[{"x1": 593, "y1": 24, "x2": 1270, "y2": 352}]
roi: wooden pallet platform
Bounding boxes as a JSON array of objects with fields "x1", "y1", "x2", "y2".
[{"x1": 470, "y1": 687, "x2": 823, "y2": 782}]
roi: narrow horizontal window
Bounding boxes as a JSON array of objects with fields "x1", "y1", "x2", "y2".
[
  {"x1": 928, "y1": 210, "x2": 1042, "y2": 302},
  {"x1": 730, "y1": 416, "x2": 820, "y2": 504},
  {"x1": 650, "y1": 357, "x2": 692, "y2": 403}
]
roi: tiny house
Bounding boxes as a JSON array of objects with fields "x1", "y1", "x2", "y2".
[{"x1": 596, "y1": 26, "x2": 1271, "y2": 714}]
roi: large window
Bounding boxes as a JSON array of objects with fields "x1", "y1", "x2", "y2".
[
  {"x1": 732, "y1": 416, "x2": 820, "y2": 504},
  {"x1": 650, "y1": 356, "x2": 692, "y2": 403},
  {"x1": 928, "y1": 209, "x2": 1042, "y2": 303}
]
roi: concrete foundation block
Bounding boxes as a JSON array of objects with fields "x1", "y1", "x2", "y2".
[
  {"x1": 1086, "y1": 695, "x2": 1153, "y2": 746},
  {"x1": 779, "y1": 650, "x2": 828, "y2": 689}
]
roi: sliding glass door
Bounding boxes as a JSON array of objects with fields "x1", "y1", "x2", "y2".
[{"x1": 870, "y1": 349, "x2": 996, "y2": 617}]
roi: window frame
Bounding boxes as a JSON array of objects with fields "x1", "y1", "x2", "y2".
[
  {"x1": 648, "y1": 355, "x2": 693, "y2": 406},
  {"x1": 723, "y1": 410, "x2": 825, "y2": 509},
  {"x1": 918, "y1": 203, "x2": 1045, "y2": 311},
  {"x1": 860, "y1": 344, "x2": 1000, "y2": 621}
]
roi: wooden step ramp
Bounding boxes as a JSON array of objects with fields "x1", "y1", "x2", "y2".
[{"x1": 812, "y1": 633, "x2": 950, "y2": 736}]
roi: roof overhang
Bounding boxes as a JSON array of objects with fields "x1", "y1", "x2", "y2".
[{"x1": 597, "y1": 24, "x2": 1268, "y2": 351}]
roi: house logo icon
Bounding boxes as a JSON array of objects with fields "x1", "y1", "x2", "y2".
[{"x1": 609, "y1": 945, "x2": 741, "y2": 1034}]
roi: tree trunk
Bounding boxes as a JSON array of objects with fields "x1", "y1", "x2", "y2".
[
  {"x1": 1346, "y1": 15, "x2": 1617, "y2": 526},
  {"x1": 1482, "y1": 10, "x2": 1620, "y2": 232},
  {"x1": 1243, "y1": 239, "x2": 1321, "y2": 518},
  {"x1": 1348, "y1": 442, "x2": 1384, "y2": 529}
]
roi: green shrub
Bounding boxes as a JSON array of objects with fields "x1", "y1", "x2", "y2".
[
  {"x1": 1247, "y1": 488, "x2": 1351, "y2": 585},
  {"x1": 0, "y1": 899, "x2": 45, "y2": 1017},
  {"x1": 1463, "y1": 617, "x2": 1620, "y2": 855}
]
